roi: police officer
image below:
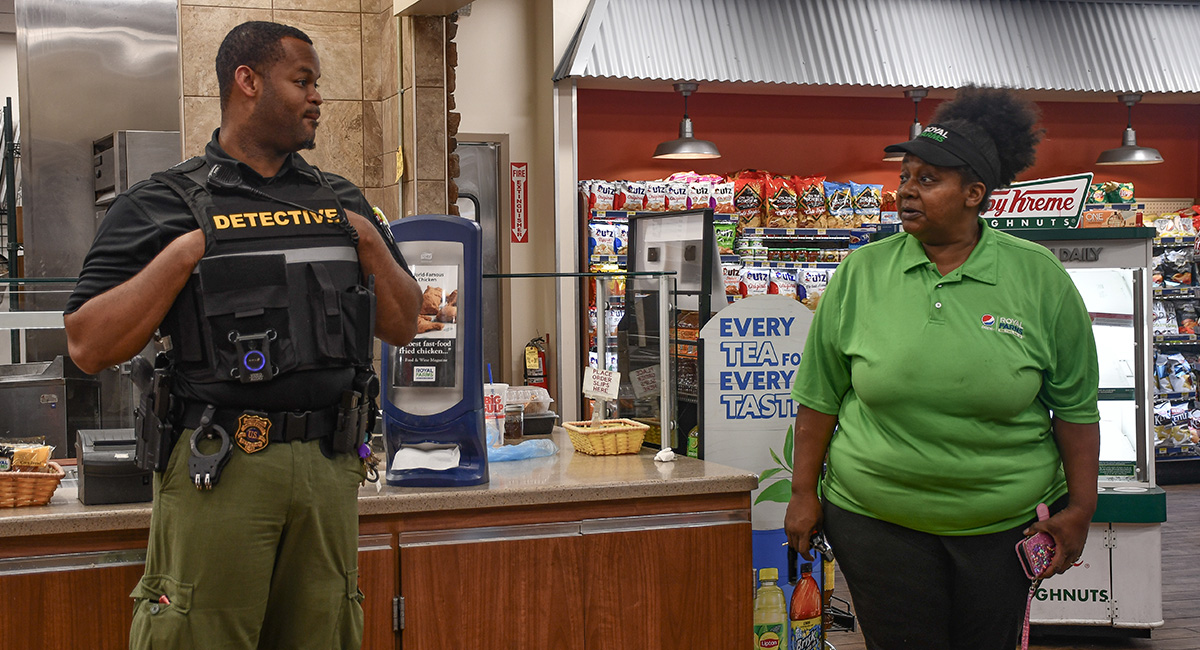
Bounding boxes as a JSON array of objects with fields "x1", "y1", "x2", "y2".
[{"x1": 64, "y1": 21, "x2": 421, "y2": 649}]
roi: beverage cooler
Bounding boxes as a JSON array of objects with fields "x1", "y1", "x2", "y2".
[{"x1": 1007, "y1": 226, "x2": 1165, "y2": 633}]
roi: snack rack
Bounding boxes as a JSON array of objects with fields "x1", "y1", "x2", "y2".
[{"x1": 1150, "y1": 232, "x2": 1200, "y2": 481}]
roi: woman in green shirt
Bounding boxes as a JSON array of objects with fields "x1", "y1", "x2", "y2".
[{"x1": 784, "y1": 87, "x2": 1100, "y2": 649}]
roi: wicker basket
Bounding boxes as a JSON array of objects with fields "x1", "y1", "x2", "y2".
[
  {"x1": 0, "y1": 462, "x2": 65, "y2": 508},
  {"x1": 563, "y1": 418, "x2": 650, "y2": 456}
]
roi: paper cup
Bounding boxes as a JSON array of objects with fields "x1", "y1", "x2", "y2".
[{"x1": 484, "y1": 383, "x2": 509, "y2": 447}]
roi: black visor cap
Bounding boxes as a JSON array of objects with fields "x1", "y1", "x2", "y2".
[{"x1": 884, "y1": 124, "x2": 1000, "y2": 190}]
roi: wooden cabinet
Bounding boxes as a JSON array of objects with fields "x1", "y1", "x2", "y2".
[{"x1": 394, "y1": 500, "x2": 752, "y2": 650}]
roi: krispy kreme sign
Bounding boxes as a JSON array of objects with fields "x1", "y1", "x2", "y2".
[{"x1": 986, "y1": 172, "x2": 1093, "y2": 229}]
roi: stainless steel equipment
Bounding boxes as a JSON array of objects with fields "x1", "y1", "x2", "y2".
[
  {"x1": 93, "y1": 130, "x2": 181, "y2": 209},
  {"x1": 0, "y1": 355, "x2": 100, "y2": 458}
]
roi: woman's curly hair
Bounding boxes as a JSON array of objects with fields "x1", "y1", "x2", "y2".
[{"x1": 932, "y1": 85, "x2": 1044, "y2": 191}]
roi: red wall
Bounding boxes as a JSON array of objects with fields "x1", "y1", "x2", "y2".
[{"x1": 578, "y1": 89, "x2": 1200, "y2": 202}]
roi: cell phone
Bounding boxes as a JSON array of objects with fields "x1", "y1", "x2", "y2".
[{"x1": 1016, "y1": 503, "x2": 1056, "y2": 579}]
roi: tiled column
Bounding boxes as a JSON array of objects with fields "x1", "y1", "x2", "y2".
[{"x1": 399, "y1": 15, "x2": 448, "y2": 216}]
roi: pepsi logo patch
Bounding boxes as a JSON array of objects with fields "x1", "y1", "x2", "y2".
[{"x1": 981, "y1": 314, "x2": 996, "y2": 329}]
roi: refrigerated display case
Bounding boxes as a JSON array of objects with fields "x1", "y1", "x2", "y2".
[{"x1": 1007, "y1": 227, "x2": 1165, "y2": 633}]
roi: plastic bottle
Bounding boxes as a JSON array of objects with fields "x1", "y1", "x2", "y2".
[
  {"x1": 789, "y1": 563, "x2": 822, "y2": 650},
  {"x1": 821, "y1": 556, "x2": 835, "y2": 629},
  {"x1": 754, "y1": 568, "x2": 787, "y2": 649}
]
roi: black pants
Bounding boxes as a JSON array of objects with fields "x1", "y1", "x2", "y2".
[{"x1": 822, "y1": 498, "x2": 1062, "y2": 650}]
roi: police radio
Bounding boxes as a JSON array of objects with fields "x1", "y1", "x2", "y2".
[{"x1": 229, "y1": 328, "x2": 277, "y2": 382}]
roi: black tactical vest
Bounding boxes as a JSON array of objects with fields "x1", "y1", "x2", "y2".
[{"x1": 153, "y1": 158, "x2": 376, "y2": 386}]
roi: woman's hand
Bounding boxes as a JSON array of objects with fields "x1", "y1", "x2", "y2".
[
  {"x1": 1024, "y1": 504, "x2": 1092, "y2": 579},
  {"x1": 784, "y1": 490, "x2": 823, "y2": 561}
]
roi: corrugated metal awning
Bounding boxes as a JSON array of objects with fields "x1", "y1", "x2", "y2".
[{"x1": 554, "y1": 0, "x2": 1200, "y2": 95}]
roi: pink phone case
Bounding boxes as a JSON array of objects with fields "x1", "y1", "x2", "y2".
[{"x1": 1016, "y1": 503, "x2": 1056, "y2": 579}]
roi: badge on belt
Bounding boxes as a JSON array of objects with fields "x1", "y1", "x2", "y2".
[{"x1": 235, "y1": 412, "x2": 271, "y2": 454}]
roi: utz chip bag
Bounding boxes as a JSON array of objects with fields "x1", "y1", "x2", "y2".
[
  {"x1": 645, "y1": 181, "x2": 668, "y2": 212},
  {"x1": 589, "y1": 222, "x2": 618, "y2": 258},
  {"x1": 621, "y1": 181, "x2": 647, "y2": 212},
  {"x1": 824, "y1": 181, "x2": 854, "y2": 227},
  {"x1": 721, "y1": 261, "x2": 743, "y2": 298},
  {"x1": 713, "y1": 181, "x2": 736, "y2": 214},
  {"x1": 738, "y1": 266, "x2": 771, "y2": 297},
  {"x1": 795, "y1": 175, "x2": 827, "y2": 227},
  {"x1": 768, "y1": 269, "x2": 798, "y2": 299},
  {"x1": 591, "y1": 181, "x2": 618, "y2": 212},
  {"x1": 665, "y1": 181, "x2": 689, "y2": 211},
  {"x1": 796, "y1": 267, "x2": 835, "y2": 312},
  {"x1": 850, "y1": 182, "x2": 883, "y2": 226},
  {"x1": 734, "y1": 176, "x2": 766, "y2": 231},
  {"x1": 713, "y1": 221, "x2": 737, "y2": 255},
  {"x1": 688, "y1": 180, "x2": 714, "y2": 210},
  {"x1": 614, "y1": 222, "x2": 629, "y2": 255},
  {"x1": 765, "y1": 177, "x2": 799, "y2": 229}
]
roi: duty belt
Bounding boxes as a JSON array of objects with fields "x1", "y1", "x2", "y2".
[{"x1": 178, "y1": 402, "x2": 339, "y2": 443}]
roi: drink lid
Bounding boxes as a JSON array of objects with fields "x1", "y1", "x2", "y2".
[
  {"x1": 801, "y1": 563, "x2": 812, "y2": 574},
  {"x1": 758, "y1": 568, "x2": 778, "y2": 581}
]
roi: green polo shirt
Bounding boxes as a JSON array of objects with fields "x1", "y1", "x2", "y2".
[{"x1": 792, "y1": 220, "x2": 1099, "y2": 535}]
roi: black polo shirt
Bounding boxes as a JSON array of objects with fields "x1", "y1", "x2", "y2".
[{"x1": 67, "y1": 131, "x2": 398, "y2": 411}]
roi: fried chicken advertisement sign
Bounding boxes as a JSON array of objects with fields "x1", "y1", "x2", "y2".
[{"x1": 393, "y1": 266, "x2": 459, "y2": 388}]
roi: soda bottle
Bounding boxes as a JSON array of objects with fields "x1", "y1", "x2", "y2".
[
  {"x1": 754, "y1": 568, "x2": 787, "y2": 649},
  {"x1": 789, "y1": 563, "x2": 822, "y2": 650}
]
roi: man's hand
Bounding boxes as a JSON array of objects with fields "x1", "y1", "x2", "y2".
[
  {"x1": 785, "y1": 490, "x2": 823, "y2": 561},
  {"x1": 344, "y1": 210, "x2": 421, "y2": 347},
  {"x1": 65, "y1": 229, "x2": 205, "y2": 374}
]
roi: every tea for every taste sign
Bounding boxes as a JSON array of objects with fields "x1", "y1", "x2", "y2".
[{"x1": 700, "y1": 296, "x2": 813, "y2": 531}]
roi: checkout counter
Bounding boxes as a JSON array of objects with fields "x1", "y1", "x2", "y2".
[{"x1": 0, "y1": 428, "x2": 757, "y2": 649}]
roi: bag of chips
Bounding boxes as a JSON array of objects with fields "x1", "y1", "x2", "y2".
[
  {"x1": 590, "y1": 181, "x2": 618, "y2": 213},
  {"x1": 1178, "y1": 301, "x2": 1199, "y2": 335},
  {"x1": 688, "y1": 181, "x2": 714, "y2": 210},
  {"x1": 589, "y1": 222, "x2": 618, "y2": 258},
  {"x1": 768, "y1": 269, "x2": 798, "y2": 299},
  {"x1": 665, "y1": 181, "x2": 689, "y2": 211},
  {"x1": 765, "y1": 176, "x2": 799, "y2": 228},
  {"x1": 621, "y1": 181, "x2": 647, "y2": 212},
  {"x1": 850, "y1": 182, "x2": 883, "y2": 226},
  {"x1": 1162, "y1": 248, "x2": 1194, "y2": 287},
  {"x1": 733, "y1": 175, "x2": 766, "y2": 232},
  {"x1": 722, "y1": 261, "x2": 743, "y2": 298},
  {"x1": 795, "y1": 175, "x2": 828, "y2": 228},
  {"x1": 645, "y1": 181, "x2": 668, "y2": 212},
  {"x1": 738, "y1": 266, "x2": 771, "y2": 297},
  {"x1": 1153, "y1": 301, "x2": 1179, "y2": 336},
  {"x1": 796, "y1": 267, "x2": 835, "y2": 311},
  {"x1": 713, "y1": 181, "x2": 736, "y2": 214},
  {"x1": 713, "y1": 221, "x2": 737, "y2": 255},
  {"x1": 824, "y1": 181, "x2": 854, "y2": 227}
]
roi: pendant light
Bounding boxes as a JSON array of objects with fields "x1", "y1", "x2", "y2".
[
  {"x1": 1095, "y1": 94, "x2": 1163, "y2": 166},
  {"x1": 882, "y1": 89, "x2": 929, "y2": 162},
  {"x1": 653, "y1": 82, "x2": 721, "y2": 160}
]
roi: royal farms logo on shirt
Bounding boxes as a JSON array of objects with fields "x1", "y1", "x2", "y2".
[{"x1": 981, "y1": 313, "x2": 1024, "y2": 338}]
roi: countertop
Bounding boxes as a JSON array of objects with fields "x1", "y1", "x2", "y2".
[{"x1": 0, "y1": 429, "x2": 758, "y2": 539}]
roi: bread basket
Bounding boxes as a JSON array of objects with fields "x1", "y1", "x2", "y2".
[
  {"x1": 563, "y1": 418, "x2": 649, "y2": 455},
  {"x1": 0, "y1": 462, "x2": 66, "y2": 508}
]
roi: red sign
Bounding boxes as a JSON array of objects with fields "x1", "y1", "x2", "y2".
[{"x1": 510, "y1": 162, "x2": 528, "y2": 243}]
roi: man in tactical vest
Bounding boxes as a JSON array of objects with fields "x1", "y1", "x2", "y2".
[{"x1": 64, "y1": 21, "x2": 421, "y2": 649}]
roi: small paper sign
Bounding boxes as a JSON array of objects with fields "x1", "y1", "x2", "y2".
[
  {"x1": 583, "y1": 366, "x2": 621, "y2": 400},
  {"x1": 631, "y1": 365, "x2": 660, "y2": 398}
]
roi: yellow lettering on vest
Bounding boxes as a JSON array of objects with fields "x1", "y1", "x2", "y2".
[
  {"x1": 213, "y1": 215, "x2": 230, "y2": 229},
  {"x1": 244, "y1": 212, "x2": 259, "y2": 227},
  {"x1": 311, "y1": 210, "x2": 324, "y2": 224},
  {"x1": 230, "y1": 214, "x2": 246, "y2": 228},
  {"x1": 260, "y1": 213, "x2": 275, "y2": 227},
  {"x1": 323, "y1": 208, "x2": 341, "y2": 223},
  {"x1": 272, "y1": 211, "x2": 289, "y2": 226},
  {"x1": 287, "y1": 210, "x2": 301, "y2": 225}
]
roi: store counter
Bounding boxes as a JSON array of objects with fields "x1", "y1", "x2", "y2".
[{"x1": 0, "y1": 429, "x2": 757, "y2": 650}]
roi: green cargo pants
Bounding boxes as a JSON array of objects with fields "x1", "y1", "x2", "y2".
[{"x1": 129, "y1": 431, "x2": 365, "y2": 650}]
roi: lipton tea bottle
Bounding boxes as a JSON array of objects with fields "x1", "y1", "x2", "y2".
[
  {"x1": 789, "y1": 563, "x2": 822, "y2": 650},
  {"x1": 754, "y1": 568, "x2": 787, "y2": 649},
  {"x1": 821, "y1": 555, "x2": 835, "y2": 629}
]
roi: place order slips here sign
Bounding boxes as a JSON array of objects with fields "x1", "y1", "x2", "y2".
[{"x1": 700, "y1": 296, "x2": 813, "y2": 530}]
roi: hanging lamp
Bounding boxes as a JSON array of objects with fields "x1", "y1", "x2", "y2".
[
  {"x1": 652, "y1": 82, "x2": 721, "y2": 160},
  {"x1": 1095, "y1": 94, "x2": 1163, "y2": 165},
  {"x1": 882, "y1": 88, "x2": 929, "y2": 162}
]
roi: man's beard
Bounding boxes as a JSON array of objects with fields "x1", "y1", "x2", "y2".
[{"x1": 301, "y1": 136, "x2": 316, "y2": 150}]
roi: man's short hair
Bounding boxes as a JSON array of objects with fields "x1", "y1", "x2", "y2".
[{"x1": 216, "y1": 21, "x2": 313, "y2": 109}]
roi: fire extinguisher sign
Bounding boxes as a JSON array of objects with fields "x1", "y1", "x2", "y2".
[{"x1": 510, "y1": 162, "x2": 528, "y2": 243}]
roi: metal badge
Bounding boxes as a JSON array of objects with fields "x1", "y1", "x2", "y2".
[{"x1": 234, "y1": 412, "x2": 271, "y2": 454}]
